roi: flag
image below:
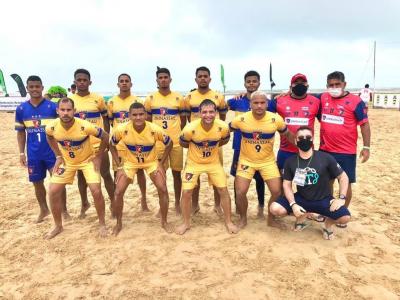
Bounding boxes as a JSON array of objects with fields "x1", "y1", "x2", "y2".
[
  {"x1": 269, "y1": 63, "x2": 276, "y2": 90},
  {"x1": 10, "y1": 73, "x2": 27, "y2": 97},
  {"x1": 220, "y1": 64, "x2": 226, "y2": 93},
  {"x1": 0, "y1": 69, "x2": 7, "y2": 95}
]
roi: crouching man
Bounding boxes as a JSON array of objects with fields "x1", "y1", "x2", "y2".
[{"x1": 270, "y1": 126, "x2": 351, "y2": 240}]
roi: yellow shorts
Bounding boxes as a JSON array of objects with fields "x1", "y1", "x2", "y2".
[
  {"x1": 236, "y1": 159, "x2": 280, "y2": 181},
  {"x1": 182, "y1": 162, "x2": 227, "y2": 190},
  {"x1": 123, "y1": 161, "x2": 158, "y2": 180},
  {"x1": 157, "y1": 144, "x2": 183, "y2": 171},
  {"x1": 50, "y1": 161, "x2": 101, "y2": 185}
]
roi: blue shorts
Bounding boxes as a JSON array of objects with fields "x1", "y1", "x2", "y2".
[
  {"x1": 321, "y1": 151, "x2": 356, "y2": 183},
  {"x1": 277, "y1": 150, "x2": 296, "y2": 170},
  {"x1": 27, "y1": 157, "x2": 56, "y2": 182},
  {"x1": 275, "y1": 193, "x2": 351, "y2": 220}
]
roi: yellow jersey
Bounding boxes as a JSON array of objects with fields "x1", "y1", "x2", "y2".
[
  {"x1": 107, "y1": 94, "x2": 142, "y2": 127},
  {"x1": 111, "y1": 121, "x2": 170, "y2": 166},
  {"x1": 45, "y1": 118, "x2": 103, "y2": 165},
  {"x1": 230, "y1": 111, "x2": 287, "y2": 164},
  {"x1": 184, "y1": 89, "x2": 227, "y2": 121},
  {"x1": 70, "y1": 92, "x2": 107, "y2": 147},
  {"x1": 144, "y1": 91, "x2": 186, "y2": 146},
  {"x1": 180, "y1": 119, "x2": 229, "y2": 165}
]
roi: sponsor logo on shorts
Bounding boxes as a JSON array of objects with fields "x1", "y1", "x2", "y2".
[
  {"x1": 321, "y1": 114, "x2": 344, "y2": 125},
  {"x1": 185, "y1": 173, "x2": 193, "y2": 181},
  {"x1": 240, "y1": 164, "x2": 249, "y2": 170}
]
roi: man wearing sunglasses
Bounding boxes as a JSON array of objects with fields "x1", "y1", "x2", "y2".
[{"x1": 270, "y1": 126, "x2": 351, "y2": 240}]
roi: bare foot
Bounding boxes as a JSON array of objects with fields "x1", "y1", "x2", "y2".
[
  {"x1": 98, "y1": 225, "x2": 108, "y2": 238},
  {"x1": 226, "y1": 222, "x2": 239, "y2": 234},
  {"x1": 238, "y1": 217, "x2": 247, "y2": 229},
  {"x1": 191, "y1": 206, "x2": 200, "y2": 216},
  {"x1": 175, "y1": 205, "x2": 182, "y2": 216},
  {"x1": 79, "y1": 202, "x2": 90, "y2": 219},
  {"x1": 44, "y1": 226, "x2": 63, "y2": 239},
  {"x1": 175, "y1": 223, "x2": 190, "y2": 235},
  {"x1": 213, "y1": 205, "x2": 223, "y2": 216},
  {"x1": 162, "y1": 222, "x2": 174, "y2": 233},
  {"x1": 257, "y1": 206, "x2": 264, "y2": 219},
  {"x1": 63, "y1": 211, "x2": 72, "y2": 221},
  {"x1": 267, "y1": 215, "x2": 285, "y2": 229},
  {"x1": 112, "y1": 224, "x2": 122, "y2": 236},
  {"x1": 36, "y1": 209, "x2": 50, "y2": 223}
]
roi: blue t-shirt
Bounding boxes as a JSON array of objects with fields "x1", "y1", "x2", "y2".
[
  {"x1": 227, "y1": 96, "x2": 252, "y2": 150},
  {"x1": 15, "y1": 99, "x2": 57, "y2": 160}
]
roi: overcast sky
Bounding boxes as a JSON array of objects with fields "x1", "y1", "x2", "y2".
[{"x1": 1, "y1": 0, "x2": 399, "y2": 94}]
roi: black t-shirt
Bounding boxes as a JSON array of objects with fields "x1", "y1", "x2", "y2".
[{"x1": 283, "y1": 150, "x2": 343, "y2": 201}]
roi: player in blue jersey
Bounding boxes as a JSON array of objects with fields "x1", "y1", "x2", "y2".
[
  {"x1": 227, "y1": 71, "x2": 265, "y2": 218},
  {"x1": 15, "y1": 75, "x2": 69, "y2": 223}
]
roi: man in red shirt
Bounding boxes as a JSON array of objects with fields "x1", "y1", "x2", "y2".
[
  {"x1": 319, "y1": 71, "x2": 371, "y2": 216},
  {"x1": 268, "y1": 73, "x2": 320, "y2": 171}
]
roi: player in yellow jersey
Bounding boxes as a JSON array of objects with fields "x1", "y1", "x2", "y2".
[
  {"x1": 175, "y1": 99, "x2": 239, "y2": 235},
  {"x1": 144, "y1": 67, "x2": 187, "y2": 215},
  {"x1": 185, "y1": 66, "x2": 228, "y2": 215},
  {"x1": 71, "y1": 68, "x2": 114, "y2": 218},
  {"x1": 108, "y1": 73, "x2": 148, "y2": 212},
  {"x1": 230, "y1": 91, "x2": 295, "y2": 228},
  {"x1": 110, "y1": 102, "x2": 173, "y2": 235},
  {"x1": 44, "y1": 98, "x2": 109, "y2": 239}
]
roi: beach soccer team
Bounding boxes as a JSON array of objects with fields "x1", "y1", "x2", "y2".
[{"x1": 15, "y1": 67, "x2": 371, "y2": 240}]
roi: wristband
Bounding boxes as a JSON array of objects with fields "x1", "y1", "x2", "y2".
[
  {"x1": 290, "y1": 202, "x2": 297, "y2": 208},
  {"x1": 362, "y1": 146, "x2": 370, "y2": 150},
  {"x1": 339, "y1": 195, "x2": 346, "y2": 200},
  {"x1": 19, "y1": 153, "x2": 25, "y2": 156}
]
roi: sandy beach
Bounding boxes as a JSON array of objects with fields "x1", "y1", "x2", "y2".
[{"x1": 0, "y1": 109, "x2": 399, "y2": 299}]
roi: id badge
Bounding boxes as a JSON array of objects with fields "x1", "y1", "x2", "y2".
[{"x1": 293, "y1": 168, "x2": 307, "y2": 186}]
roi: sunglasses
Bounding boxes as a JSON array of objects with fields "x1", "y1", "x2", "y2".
[{"x1": 297, "y1": 135, "x2": 312, "y2": 140}]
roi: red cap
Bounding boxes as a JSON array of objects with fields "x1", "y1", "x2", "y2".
[{"x1": 291, "y1": 73, "x2": 308, "y2": 84}]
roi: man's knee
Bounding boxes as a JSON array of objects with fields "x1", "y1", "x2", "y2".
[
  {"x1": 336, "y1": 214, "x2": 351, "y2": 224},
  {"x1": 269, "y1": 202, "x2": 287, "y2": 216}
]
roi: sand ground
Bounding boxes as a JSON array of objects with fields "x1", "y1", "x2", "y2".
[{"x1": 0, "y1": 109, "x2": 399, "y2": 299}]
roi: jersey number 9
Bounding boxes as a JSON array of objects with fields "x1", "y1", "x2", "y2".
[{"x1": 255, "y1": 145, "x2": 261, "y2": 152}]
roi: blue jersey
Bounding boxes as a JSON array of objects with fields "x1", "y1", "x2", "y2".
[
  {"x1": 227, "y1": 96, "x2": 252, "y2": 150},
  {"x1": 15, "y1": 99, "x2": 57, "y2": 160}
]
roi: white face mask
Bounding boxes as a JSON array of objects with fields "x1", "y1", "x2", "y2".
[{"x1": 327, "y1": 87, "x2": 343, "y2": 97}]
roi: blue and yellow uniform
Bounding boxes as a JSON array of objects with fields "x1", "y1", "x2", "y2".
[
  {"x1": 70, "y1": 92, "x2": 107, "y2": 150},
  {"x1": 144, "y1": 91, "x2": 186, "y2": 171},
  {"x1": 15, "y1": 99, "x2": 58, "y2": 182},
  {"x1": 111, "y1": 121, "x2": 171, "y2": 179},
  {"x1": 180, "y1": 119, "x2": 230, "y2": 190},
  {"x1": 230, "y1": 111, "x2": 287, "y2": 180},
  {"x1": 45, "y1": 118, "x2": 104, "y2": 184},
  {"x1": 184, "y1": 89, "x2": 227, "y2": 121},
  {"x1": 107, "y1": 94, "x2": 142, "y2": 170}
]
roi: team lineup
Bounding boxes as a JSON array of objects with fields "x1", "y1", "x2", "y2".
[{"x1": 15, "y1": 67, "x2": 371, "y2": 240}]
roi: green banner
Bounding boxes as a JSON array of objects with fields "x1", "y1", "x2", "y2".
[
  {"x1": 220, "y1": 64, "x2": 226, "y2": 93},
  {"x1": 0, "y1": 69, "x2": 7, "y2": 95}
]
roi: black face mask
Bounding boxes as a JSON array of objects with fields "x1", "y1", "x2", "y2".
[
  {"x1": 297, "y1": 139, "x2": 313, "y2": 151},
  {"x1": 292, "y1": 84, "x2": 308, "y2": 97}
]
